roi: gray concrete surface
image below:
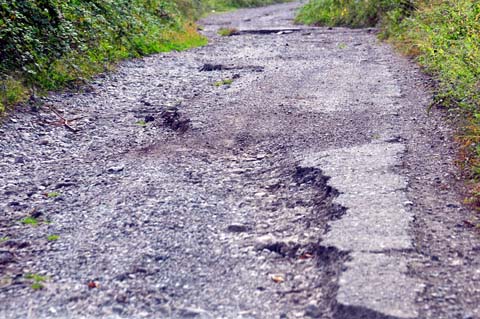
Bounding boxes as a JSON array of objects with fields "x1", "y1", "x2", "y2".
[{"x1": 303, "y1": 142, "x2": 419, "y2": 318}]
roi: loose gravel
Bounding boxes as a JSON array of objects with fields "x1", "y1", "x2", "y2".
[{"x1": 0, "y1": 2, "x2": 479, "y2": 318}]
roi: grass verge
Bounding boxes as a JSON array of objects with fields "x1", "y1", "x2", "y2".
[{"x1": 296, "y1": 0, "x2": 480, "y2": 208}]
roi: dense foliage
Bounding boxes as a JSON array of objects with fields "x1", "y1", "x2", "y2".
[
  {"x1": 296, "y1": 0, "x2": 415, "y2": 27},
  {"x1": 0, "y1": 0, "x2": 211, "y2": 111}
]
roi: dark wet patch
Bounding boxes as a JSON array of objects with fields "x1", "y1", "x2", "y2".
[
  {"x1": 160, "y1": 107, "x2": 190, "y2": 133},
  {"x1": 199, "y1": 63, "x2": 224, "y2": 71},
  {"x1": 228, "y1": 28, "x2": 315, "y2": 36},
  {"x1": 226, "y1": 224, "x2": 250, "y2": 233},
  {"x1": 294, "y1": 166, "x2": 346, "y2": 222},
  {"x1": 199, "y1": 63, "x2": 264, "y2": 73},
  {"x1": 263, "y1": 241, "x2": 299, "y2": 257},
  {"x1": 334, "y1": 304, "x2": 403, "y2": 319}
]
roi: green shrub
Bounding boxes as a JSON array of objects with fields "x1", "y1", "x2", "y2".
[
  {"x1": 0, "y1": 0, "x2": 207, "y2": 112},
  {"x1": 389, "y1": 1, "x2": 480, "y2": 112},
  {"x1": 205, "y1": 0, "x2": 290, "y2": 11},
  {"x1": 296, "y1": 0, "x2": 414, "y2": 28}
]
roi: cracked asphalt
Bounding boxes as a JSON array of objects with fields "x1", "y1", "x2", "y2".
[{"x1": 1, "y1": 2, "x2": 480, "y2": 318}]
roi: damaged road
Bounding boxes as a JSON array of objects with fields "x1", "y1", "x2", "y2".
[{"x1": 1, "y1": 2, "x2": 480, "y2": 318}]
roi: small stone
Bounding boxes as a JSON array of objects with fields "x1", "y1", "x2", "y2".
[
  {"x1": 254, "y1": 234, "x2": 276, "y2": 248},
  {"x1": 115, "y1": 294, "x2": 128, "y2": 304},
  {"x1": 304, "y1": 304, "x2": 322, "y2": 318},
  {"x1": 177, "y1": 307, "x2": 207, "y2": 318},
  {"x1": 229, "y1": 167, "x2": 246, "y2": 174},
  {"x1": 108, "y1": 165, "x2": 125, "y2": 173},
  {"x1": 227, "y1": 224, "x2": 249, "y2": 233},
  {"x1": 0, "y1": 251, "x2": 14, "y2": 264},
  {"x1": 271, "y1": 274, "x2": 285, "y2": 283},
  {"x1": 450, "y1": 259, "x2": 463, "y2": 266},
  {"x1": 112, "y1": 306, "x2": 125, "y2": 314}
]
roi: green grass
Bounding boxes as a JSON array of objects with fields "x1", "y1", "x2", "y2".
[
  {"x1": 24, "y1": 273, "x2": 48, "y2": 290},
  {"x1": 204, "y1": 0, "x2": 291, "y2": 12},
  {"x1": 295, "y1": 0, "x2": 400, "y2": 27},
  {"x1": 30, "y1": 282, "x2": 44, "y2": 290},
  {"x1": 214, "y1": 78, "x2": 234, "y2": 86},
  {"x1": 218, "y1": 27, "x2": 238, "y2": 36},
  {"x1": 47, "y1": 235, "x2": 60, "y2": 241},
  {"x1": 47, "y1": 192, "x2": 60, "y2": 198},
  {"x1": 0, "y1": 1, "x2": 208, "y2": 114},
  {"x1": 136, "y1": 120, "x2": 148, "y2": 127},
  {"x1": 21, "y1": 217, "x2": 39, "y2": 226}
]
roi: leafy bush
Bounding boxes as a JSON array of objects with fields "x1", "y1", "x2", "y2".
[
  {"x1": 382, "y1": 1, "x2": 480, "y2": 180},
  {"x1": 296, "y1": 0, "x2": 414, "y2": 27},
  {"x1": 205, "y1": 0, "x2": 290, "y2": 11},
  {"x1": 0, "y1": 0, "x2": 207, "y2": 112},
  {"x1": 389, "y1": 1, "x2": 480, "y2": 112}
]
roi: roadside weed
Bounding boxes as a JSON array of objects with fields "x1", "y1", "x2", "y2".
[
  {"x1": 136, "y1": 120, "x2": 147, "y2": 127},
  {"x1": 47, "y1": 192, "x2": 60, "y2": 198},
  {"x1": 214, "y1": 79, "x2": 234, "y2": 86},
  {"x1": 218, "y1": 28, "x2": 238, "y2": 36},
  {"x1": 47, "y1": 235, "x2": 60, "y2": 241},
  {"x1": 21, "y1": 217, "x2": 39, "y2": 226},
  {"x1": 24, "y1": 273, "x2": 48, "y2": 291}
]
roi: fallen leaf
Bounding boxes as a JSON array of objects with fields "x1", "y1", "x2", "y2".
[
  {"x1": 87, "y1": 281, "x2": 99, "y2": 289},
  {"x1": 299, "y1": 253, "x2": 313, "y2": 260},
  {"x1": 271, "y1": 275, "x2": 284, "y2": 283}
]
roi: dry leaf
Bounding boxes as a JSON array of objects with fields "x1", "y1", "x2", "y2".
[
  {"x1": 299, "y1": 253, "x2": 313, "y2": 260},
  {"x1": 271, "y1": 275, "x2": 284, "y2": 283},
  {"x1": 87, "y1": 281, "x2": 99, "y2": 289}
]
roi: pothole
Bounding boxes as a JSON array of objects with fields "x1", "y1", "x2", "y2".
[
  {"x1": 159, "y1": 107, "x2": 190, "y2": 133},
  {"x1": 334, "y1": 304, "x2": 404, "y2": 319},
  {"x1": 199, "y1": 63, "x2": 264, "y2": 72}
]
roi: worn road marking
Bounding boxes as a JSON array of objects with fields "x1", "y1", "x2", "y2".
[{"x1": 303, "y1": 142, "x2": 420, "y2": 318}]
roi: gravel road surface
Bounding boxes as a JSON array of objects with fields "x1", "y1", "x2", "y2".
[{"x1": 1, "y1": 2, "x2": 479, "y2": 318}]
